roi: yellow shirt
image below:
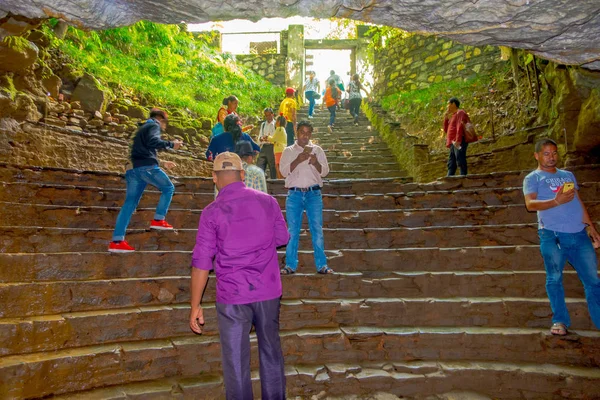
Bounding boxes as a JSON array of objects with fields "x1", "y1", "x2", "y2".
[
  {"x1": 278, "y1": 97, "x2": 297, "y2": 122},
  {"x1": 269, "y1": 127, "x2": 287, "y2": 154}
]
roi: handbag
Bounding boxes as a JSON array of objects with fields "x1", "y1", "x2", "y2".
[
  {"x1": 313, "y1": 93, "x2": 321, "y2": 100},
  {"x1": 463, "y1": 121, "x2": 478, "y2": 143}
]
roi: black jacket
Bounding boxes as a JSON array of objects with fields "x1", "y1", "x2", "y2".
[{"x1": 130, "y1": 119, "x2": 173, "y2": 168}]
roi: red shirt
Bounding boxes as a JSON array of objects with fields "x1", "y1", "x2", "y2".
[{"x1": 444, "y1": 110, "x2": 469, "y2": 148}]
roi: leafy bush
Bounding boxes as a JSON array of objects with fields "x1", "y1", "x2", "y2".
[{"x1": 44, "y1": 21, "x2": 282, "y2": 119}]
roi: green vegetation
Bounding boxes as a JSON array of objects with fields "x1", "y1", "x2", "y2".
[
  {"x1": 43, "y1": 20, "x2": 282, "y2": 119},
  {"x1": 379, "y1": 71, "x2": 513, "y2": 152}
]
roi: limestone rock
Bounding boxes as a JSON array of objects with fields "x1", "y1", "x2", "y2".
[
  {"x1": 574, "y1": 89, "x2": 600, "y2": 153},
  {"x1": 71, "y1": 74, "x2": 108, "y2": 113},
  {"x1": 0, "y1": 38, "x2": 38, "y2": 72},
  {"x1": 12, "y1": 93, "x2": 42, "y2": 121},
  {"x1": 42, "y1": 74, "x2": 62, "y2": 98},
  {"x1": 0, "y1": 117, "x2": 20, "y2": 133},
  {"x1": 125, "y1": 104, "x2": 147, "y2": 119}
]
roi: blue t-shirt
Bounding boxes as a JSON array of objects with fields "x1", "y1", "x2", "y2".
[{"x1": 522, "y1": 169, "x2": 584, "y2": 233}]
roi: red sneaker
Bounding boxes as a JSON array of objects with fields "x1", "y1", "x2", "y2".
[
  {"x1": 150, "y1": 219, "x2": 174, "y2": 230},
  {"x1": 108, "y1": 240, "x2": 135, "y2": 253}
]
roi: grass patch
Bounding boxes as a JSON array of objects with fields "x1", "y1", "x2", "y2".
[{"x1": 43, "y1": 20, "x2": 282, "y2": 119}]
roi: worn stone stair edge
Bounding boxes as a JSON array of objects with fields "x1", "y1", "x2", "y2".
[
  {"x1": 5, "y1": 201, "x2": 598, "y2": 214},
  {"x1": 3, "y1": 180, "x2": 597, "y2": 202},
  {"x1": 0, "y1": 221, "x2": 573, "y2": 233},
  {"x1": 0, "y1": 244, "x2": 543, "y2": 257},
  {"x1": 1, "y1": 269, "x2": 580, "y2": 287},
  {"x1": 1, "y1": 161, "x2": 597, "y2": 183},
  {"x1": 2, "y1": 325, "x2": 600, "y2": 366},
  {"x1": 0, "y1": 296, "x2": 588, "y2": 324},
  {"x1": 47, "y1": 358, "x2": 600, "y2": 400}
]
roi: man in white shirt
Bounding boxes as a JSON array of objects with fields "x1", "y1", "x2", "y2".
[
  {"x1": 256, "y1": 107, "x2": 277, "y2": 179},
  {"x1": 279, "y1": 120, "x2": 332, "y2": 275}
]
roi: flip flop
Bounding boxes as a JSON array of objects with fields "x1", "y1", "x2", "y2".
[
  {"x1": 550, "y1": 322, "x2": 568, "y2": 336},
  {"x1": 317, "y1": 266, "x2": 334, "y2": 275},
  {"x1": 280, "y1": 266, "x2": 295, "y2": 275}
]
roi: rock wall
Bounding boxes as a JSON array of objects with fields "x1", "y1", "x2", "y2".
[
  {"x1": 374, "y1": 34, "x2": 502, "y2": 97},
  {"x1": 235, "y1": 54, "x2": 286, "y2": 87},
  {"x1": 364, "y1": 101, "x2": 546, "y2": 182},
  {"x1": 0, "y1": 120, "x2": 212, "y2": 176},
  {"x1": 537, "y1": 62, "x2": 600, "y2": 165}
]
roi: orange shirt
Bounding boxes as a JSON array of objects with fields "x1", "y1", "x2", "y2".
[{"x1": 324, "y1": 87, "x2": 341, "y2": 108}]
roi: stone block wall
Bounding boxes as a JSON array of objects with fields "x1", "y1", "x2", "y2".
[
  {"x1": 374, "y1": 34, "x2": 502, "y2": 96},
  {"x1": 235, "y1": 54, "x2": 286, "y2": 86}
]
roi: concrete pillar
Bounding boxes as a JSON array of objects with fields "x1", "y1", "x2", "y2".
[{"x1": 286, "y1": 25, "x2": 304, "y2": 91}]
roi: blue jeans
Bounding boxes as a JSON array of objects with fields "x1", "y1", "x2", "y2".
[
  {"x1": 112, "y1": 165, "x2": 175, "y2": 241},
  {"x1": 538, "y1": 228, "x2": 600, "y2": 328},
  {"x1": 327, "y1": 105, "x2": 336, "y2": 127},
  {"x1": 305, "y1": 91, "x2": 316, "y2": 116},
  {"x1": 285, "y1": 121, "x2": 295, "y2": 146},
  {"x1": 285, "y1": 189, "x2": 327, "y2": 271},
  {"x1": 447, "y1": 141, "x2": 468, "y2": 176}
]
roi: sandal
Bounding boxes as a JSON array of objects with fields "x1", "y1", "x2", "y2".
[
  {"x1": 281, "y1": 266, "x2": 295, "y2": 275},
  {"x1": 550, "y1": 322, "x2": 568, "y2": 336},
  {"x1": 317, "y1": 266, "x2": 334, "y2": 275}
]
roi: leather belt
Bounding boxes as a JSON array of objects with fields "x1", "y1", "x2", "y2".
[{"x1": 288, "y1": 185, "x2": 321, "y2": 192}]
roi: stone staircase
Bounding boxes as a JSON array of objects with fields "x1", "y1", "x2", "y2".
[{"x1": 0, "y1": 105, "x2": 599, "y2": 399}]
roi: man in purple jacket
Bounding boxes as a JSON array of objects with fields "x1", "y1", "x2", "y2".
[{"x1": 189, "y1": 151, "x2": 289, "y2": 400}]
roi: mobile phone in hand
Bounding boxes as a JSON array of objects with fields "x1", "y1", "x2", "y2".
[{"x1": 563, "y1": 182, "x2": 575, "y2": 192}]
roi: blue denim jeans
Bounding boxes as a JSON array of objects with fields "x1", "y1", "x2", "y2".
[
  {"x1": 112, "y1": 165, "x2": 175, "y2": 241},
  {"x1": 327, "y1": 105, "x2": 336, "y2": 127},
  {"x1": 447, "y1": 141, "x2": 468, "y2": 176},
  {"x1": 538, "y1": 228, "x2": 600, "y2": 328},
  {"x1": 285, "y1": 122, "x2": 295, "y2": 146},
  {"x1": 285, "y1": 189, "x2": 327, "y2": 271},
  {"x1": 305, "y1": 91, "x2": 316, "y2": 116}
]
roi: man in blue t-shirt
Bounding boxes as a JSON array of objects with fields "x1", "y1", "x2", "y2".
[{"x1": 523, "y1": 138, "x2": 600, "y2": 336}]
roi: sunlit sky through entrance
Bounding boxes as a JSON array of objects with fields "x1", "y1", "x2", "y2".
[{"x1": 189, "y1": 18, "x2": 361, "y2": 95}]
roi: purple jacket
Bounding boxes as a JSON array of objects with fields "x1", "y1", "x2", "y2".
[{"x1": 191, "y1": 181, "x2": 289, "y2": 304}]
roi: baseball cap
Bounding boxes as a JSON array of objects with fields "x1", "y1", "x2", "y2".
[
  {"x1": 213, "y1": 152, "x2": 243, "y2": 171},
  {"x1": 285, "y1": 87, "x2": 295, "y2": 95}
]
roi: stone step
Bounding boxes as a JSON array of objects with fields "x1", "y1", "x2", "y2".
[
  {"x1": 4, "y1": 181, "x2": 598, "y2": 211},
  {"x1": 48, "y1": 357, "x2": 600, "y2": 400},
  {"x1": 327, "y1": 170, "x2": 406, "y2": 179},
  {"x1": 0, "y1": 223, "x2": 550, "y2": 253},
  {"x1": 0, "y1": 246, "x2": 552, "y2": 283},
  {"x1": 326, "y1": 154, "x2": 396, "y2": 163},
  {"x1": 0, "y1": 270, "x2": 589, "y2": 319},
  {"x1": 5, "y1": 201, "x2": 600, "y2": 230},
  {"x1": 2, "y1": 297, "x2": 596, "y2": 360},
  {"x1": 327, "y1": 161, "x2": 399, "y2": 172},
  {"x1": 2, "y1": 326, "x2": 599, "y2": 398},
  {"x1": 2, "y1": 162, "x2": 597, "y2": 193}
]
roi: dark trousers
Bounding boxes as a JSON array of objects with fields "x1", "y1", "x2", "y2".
[
  {"x1": 327, "y1": 105, "x2": 336, "y2": 127},
  {"x1": 216, "y1": 298, "x2": 286, "y2": 400},
  {"x1": 285, "y1": 122, "x2": 295, "y2": 146},
  {"x1": 349, "y1": 98, "x2": 362, "y2": 121},
  {"x1": 257, "y1": 144, "x2": 277, "y2": 179},
  {"x1": 447, "y1": 141, "x2": 469, "y2": 176}
]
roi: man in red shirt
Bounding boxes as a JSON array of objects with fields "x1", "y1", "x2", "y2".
[{"x1": 443, "y1": 97, "x2": 470, "y2": 176}]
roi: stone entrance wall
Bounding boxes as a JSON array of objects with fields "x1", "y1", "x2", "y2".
[
  {"x1": 235, "y1": 54, "x2": 286, "y2": 86},
  {"x1": 373, "y1": 34, "x2": 502, "y2": 97}
]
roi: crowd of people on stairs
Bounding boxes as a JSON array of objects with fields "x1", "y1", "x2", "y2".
[{"x1": 104, "y1": 80, "x2": 600, "y2": 399}]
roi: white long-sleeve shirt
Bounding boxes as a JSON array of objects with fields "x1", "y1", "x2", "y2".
[{"x1": 279, "y1": 141, "x2": 329, "y2": 188}]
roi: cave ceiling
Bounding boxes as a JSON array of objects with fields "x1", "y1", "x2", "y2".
[{"x1": 1, "y1": 0, "x2": 600, "y2": 69}]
